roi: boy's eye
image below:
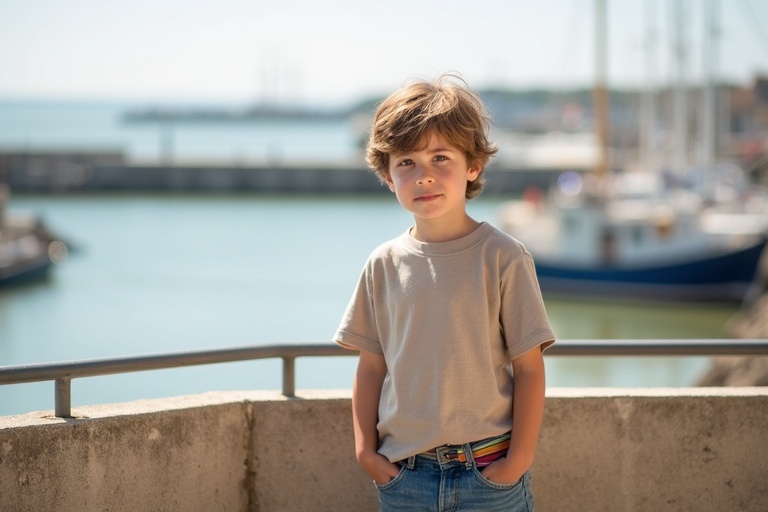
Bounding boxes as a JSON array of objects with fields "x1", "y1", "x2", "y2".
[
  {"x1": 398, "y1": 159, "x2": 414, "y2": 167},
  {"x1": 434, "y1": 155, "x2": 448, "y2": 162}
]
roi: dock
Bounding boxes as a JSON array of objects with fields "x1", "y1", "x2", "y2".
[{"x1": 0, "y1": 151, "x2": 578, "y2": 195}]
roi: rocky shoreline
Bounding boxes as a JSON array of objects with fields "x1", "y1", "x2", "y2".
[{"x1": 697, "y1": 245, "x2": 768, "y2": 386}]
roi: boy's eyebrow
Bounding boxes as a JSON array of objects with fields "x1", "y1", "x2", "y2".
[
  {"x1": 427, "y1": 146, "x2": 457, "y2": 153},
  {"x1": 395, "y1": 145, "x2": 457, "y2": 156},
  {"x1": 391, "y1": 142, "x2": 459, "y2": 158}
]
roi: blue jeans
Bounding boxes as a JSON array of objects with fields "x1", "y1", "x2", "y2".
[{"x1": 374, "y1": 444, "x2": 534, "y2": 512}]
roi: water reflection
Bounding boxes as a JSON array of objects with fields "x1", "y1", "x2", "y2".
[
  {"x1": 542, "y1": 296, "x2": 739, "y2": 387},
  {"x1": 544, "y1": 296, "x2": 737, "y2": 340}
]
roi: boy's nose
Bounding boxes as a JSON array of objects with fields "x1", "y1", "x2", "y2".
[{"x1": 415, "y1": 168, "x2": 435, "y2": 185}]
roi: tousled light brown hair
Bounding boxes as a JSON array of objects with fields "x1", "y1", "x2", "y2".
[{"x1": 365, "y1": 74, "x2": 498, "y2": 199}]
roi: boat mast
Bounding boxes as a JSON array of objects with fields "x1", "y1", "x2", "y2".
[
  {"x1": 699, "y1": 0, "x2": 719, "y2": 168},
  {"x1": 641, "y1": 0, "x2": 658, "y2": 174},
  {"x1": 671, "y1": 0, "x2": 689, "y2": 177},
  {"x1": 593, "y1": 0, "x2": 610, "y2": 179}
]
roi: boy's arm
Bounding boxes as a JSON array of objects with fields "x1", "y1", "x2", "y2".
[
  {"x1": 481, "y1": 345, "x2": 547, "y2": 484},
  {"x1": 352, "y1": 349, "x2": 400, "y2": 484}
]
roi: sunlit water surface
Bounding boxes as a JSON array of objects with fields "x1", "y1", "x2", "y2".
[{"x1": 0, "y1": 195, "x2": 739, "y2": 415}]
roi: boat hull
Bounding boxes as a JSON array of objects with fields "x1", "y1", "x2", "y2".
[
  {"x1": 0, "y1": 256, "x2": 52, "y2": 288},
  {"x1": 533, "y1": 238, "x2": 767, "y2": 302}
]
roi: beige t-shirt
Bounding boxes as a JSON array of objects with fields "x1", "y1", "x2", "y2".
[{"x1": 334, "y1": 222, "x2": 555, "y2": 462}]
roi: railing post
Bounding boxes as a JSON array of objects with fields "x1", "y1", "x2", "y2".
[
  {"x1": 55, "y1": 378, "x2": 72, "y2": 418},
  {"x1": 282, "y1": 356, "x2": 296, "y2": 397}
]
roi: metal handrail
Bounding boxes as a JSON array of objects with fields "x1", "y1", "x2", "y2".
[{"x1": 2, "y1": 339, "x2": 767, "y2": 418}]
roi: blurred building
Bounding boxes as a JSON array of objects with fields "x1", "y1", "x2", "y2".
[{"x1": 728, "y1": 75, "x2": 768, "y2": 183}]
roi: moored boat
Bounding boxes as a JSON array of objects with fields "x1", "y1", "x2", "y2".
[
  {"x1": 498, "y1": 177, "x2": 768, "y2": 303},
  {"x1": 0, "y1": 184, "x2": 66, "y2": 288}
]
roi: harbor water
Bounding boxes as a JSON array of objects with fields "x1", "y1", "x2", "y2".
[{"x1": 0, "y1": 194, "x2": 740, "y2": 416}]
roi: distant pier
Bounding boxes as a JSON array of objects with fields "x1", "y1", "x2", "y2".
[{"x1": 0, "y1": 151, "x2": 574, "y2": 195}]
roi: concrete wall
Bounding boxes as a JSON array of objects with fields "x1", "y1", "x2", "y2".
[{"x1": 1, "y1": 388, "x2": 767, "y2": 512}]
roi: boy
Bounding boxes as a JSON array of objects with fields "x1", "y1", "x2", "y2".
[{"x1": 334, "y1": 75, "x2": 555, "y2": 512}]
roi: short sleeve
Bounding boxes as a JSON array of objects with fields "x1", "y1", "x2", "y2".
[
  {"x1": 500, "y1": 253, "x2": 556, "y2": 359},
  {"x1": 333, "y1": 264, "x2": 384, "y2": 354}
]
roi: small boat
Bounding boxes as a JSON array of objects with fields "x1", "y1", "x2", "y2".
[
  {"x1": 0, "y1": 185, "x2": 67, "y2": 288},
  {"x1": 498, "y1": 175, "x2": 767, "y2": 303}
]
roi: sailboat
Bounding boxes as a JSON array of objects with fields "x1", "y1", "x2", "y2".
[{"x1": 496, "y1": 0, "x2": 768, "y2": 303}]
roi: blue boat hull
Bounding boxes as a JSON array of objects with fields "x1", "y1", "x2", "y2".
[
  {"x1": 533, "y1": 238, "x2": 767, "y2": 302},
  {"x1": 0, "y1": 258, "x2": 52, "y2": 288}
]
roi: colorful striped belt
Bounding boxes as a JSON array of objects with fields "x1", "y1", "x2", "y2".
[{"x1": 419, "y1": 432, "x2": 511, "y2": 467}]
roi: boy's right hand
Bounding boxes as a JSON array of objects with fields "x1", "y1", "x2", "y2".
[{"x1": 357, "y1": 449, "x2": 400, "y2": 485}]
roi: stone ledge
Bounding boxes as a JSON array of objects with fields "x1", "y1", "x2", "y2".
[{"x1": 1, "y1": 388, "x2": 766, "y2": 511}]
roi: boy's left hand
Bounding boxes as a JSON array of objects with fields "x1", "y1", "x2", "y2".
[{"x1": 479, "y1": 457, "x2": 526, "y2": 485}]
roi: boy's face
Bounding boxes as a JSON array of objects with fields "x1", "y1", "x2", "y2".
[{"x1": 385, "y1": 132, "x2": 480, "y2": 224}]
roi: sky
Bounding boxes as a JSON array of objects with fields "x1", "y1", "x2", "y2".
[{"x1": 1, "y1": 0, "x2": 766, "y2": 106}]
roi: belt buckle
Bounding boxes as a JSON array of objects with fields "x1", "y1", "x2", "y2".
[{"x1": 444, "y1": 448, "x2": 465, "y2": 462}]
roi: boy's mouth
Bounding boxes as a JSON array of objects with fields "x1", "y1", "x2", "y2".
[{"x1": 415, "y1": 194, "x2": 442, "y2": 202}]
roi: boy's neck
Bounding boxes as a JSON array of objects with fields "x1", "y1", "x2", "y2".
[{"x1": 410, "y1": 214, "x2": 481, "y2": 243}]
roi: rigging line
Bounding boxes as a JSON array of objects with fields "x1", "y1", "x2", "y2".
[
  {"x1": 558, "y1": 0, "x2": 589, "y2": 90},
  {"x1": 544, "y1": 0, "x2": 589, "y2": 118},
  {"x1": 736, "y1": 0, "x2": 768, "y2": 54}
]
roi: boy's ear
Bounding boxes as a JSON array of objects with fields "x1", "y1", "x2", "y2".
[{"x1": 467, "y1": 163, "x2": 482, "y2": 182}]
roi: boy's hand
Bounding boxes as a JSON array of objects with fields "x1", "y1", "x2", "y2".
[
  {"x1": 479, "y1": 456, "x2": 527, "y2": 485},
  {"x1": 358, "y1": 449, "x2": 400, "y2": 485}
]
